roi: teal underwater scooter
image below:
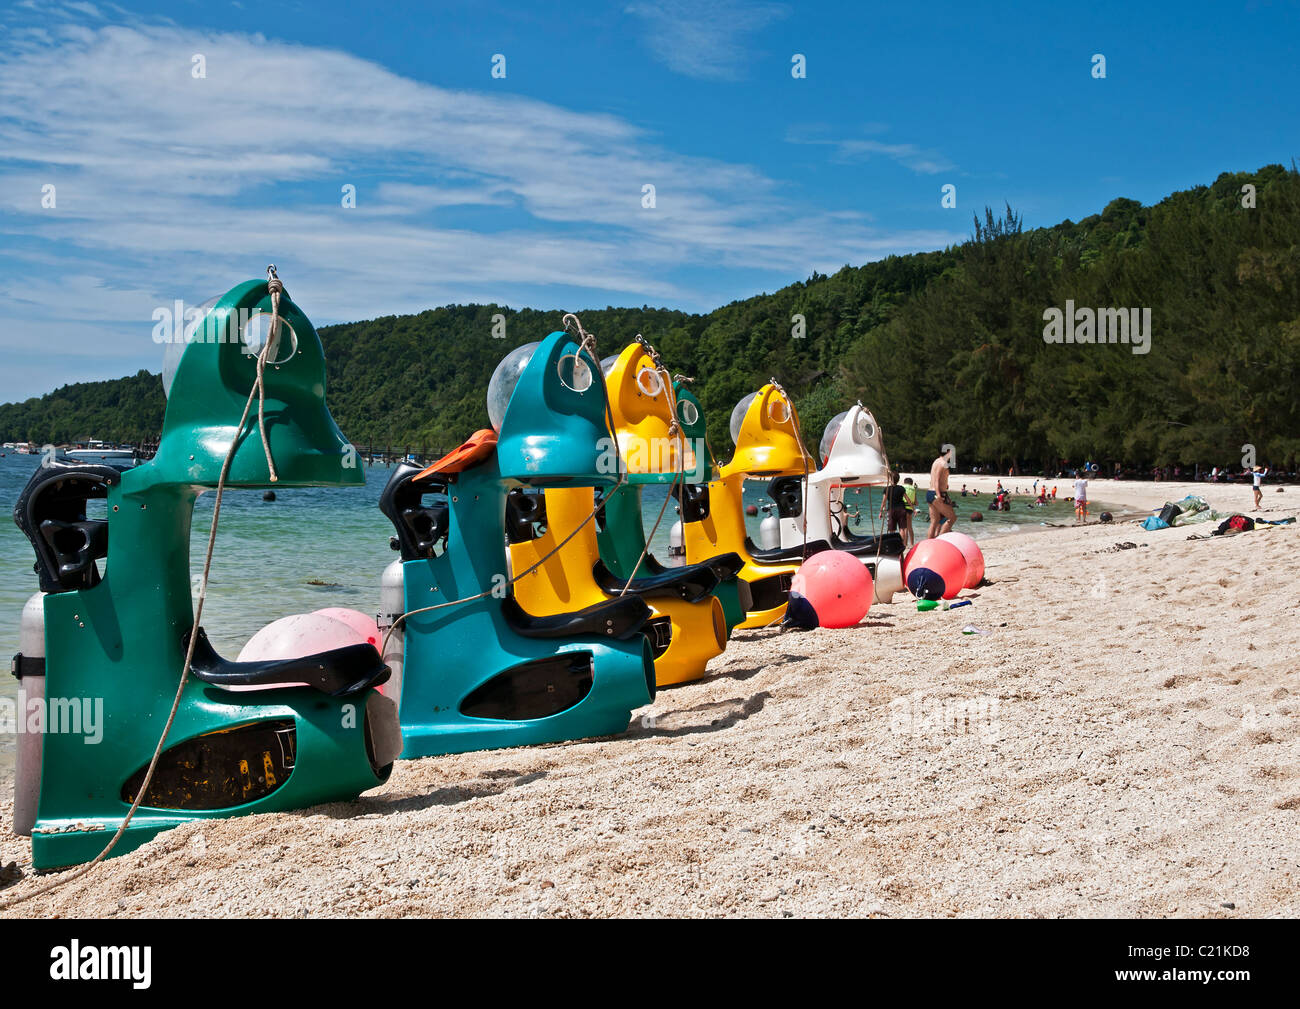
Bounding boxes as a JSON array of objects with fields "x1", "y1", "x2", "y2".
[
  {"x1": 11, "y1": 278, "x2": 402, "y2": 870},
  {"x1": 378, "y1": 328, "x2": 656, "y2": 759}
]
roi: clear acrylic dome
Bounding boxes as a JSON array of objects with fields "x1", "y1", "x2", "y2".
[
  {"x1": 729, "y1": 392, "x2": 757, "y2": 445},
  {"x1": 161, "y1": 294, "x2": 220, "y2": 398},
  {"x1": 486, "y1": 341, "x2": 539, "y2": 432},
  {"x1": 820, "y1": 411, "x2": 849, "y2": 463}
]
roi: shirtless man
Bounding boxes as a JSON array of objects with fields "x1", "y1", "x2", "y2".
[{"x1": 927, "y1": 447, "x2": 956, "y2": 537}]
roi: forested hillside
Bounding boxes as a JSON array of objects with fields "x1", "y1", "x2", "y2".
[{"x1": 3, "y1": 164, "x2": 1296, "y2": 472}]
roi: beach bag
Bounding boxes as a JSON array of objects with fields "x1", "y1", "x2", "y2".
[
  {"x1": 1140, "y1": 516, "x2": 1170, "y2": 531},
  {"x1": 1158, "y1": 503, "x2": 1182, "y2": 525},
  {"x1": 1221, "y1": 514, "x2": 1254, "y2": 533}
]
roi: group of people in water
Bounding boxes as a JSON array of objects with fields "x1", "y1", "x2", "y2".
[
  {"x1": 875, "y1": 448, "x2": 1095, "y2": 541},
  {"x1": 866, "y1": 454, "x2": 1277, "y2": 542}
]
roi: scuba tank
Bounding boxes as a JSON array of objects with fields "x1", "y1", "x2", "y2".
[
  {"x1": 12, "y1": 592, "x2": 46, "y2": 836},
  {"x1": 378, "y1": 559, "x2": 406, "y2": 707},
  {"x1": 759, "y1": 505, "x2": 781, "y2": 550},
  {"x1": 668, "y1": 518, "x2": 684, "y2": 559}
]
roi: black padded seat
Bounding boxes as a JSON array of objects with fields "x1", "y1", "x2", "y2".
[
  {"x1": 592, "y1": 560, "x2": 718, "y2": 604},
  {"x1": 700, "y1": 551, "x2": 745, "y2": 581},
  {"x1": 831, "y1": 532, "x2": 906, "y2": 557},
  {"x1": 745, "y1": 537, "x2": 833, "y2": 562},
  {"x1": 186, "y1": 627, "x2": 389, "y2": 698},
  {"x1": 501, "y1": 594, "x2": 650, "y2": 641}
]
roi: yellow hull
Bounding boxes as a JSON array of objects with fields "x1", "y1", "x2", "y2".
[{"x1": 510, "y1": 487, "x2": 726, "y2": 686}]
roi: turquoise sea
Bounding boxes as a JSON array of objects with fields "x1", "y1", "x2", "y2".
[{"x1": 0, "y1": 451, "x2": 1079, "y2": 775}]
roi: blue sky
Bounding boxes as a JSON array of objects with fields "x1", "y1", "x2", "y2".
[{"x1": 0, "y1": 0, "x2": 1297, "y2": 403}]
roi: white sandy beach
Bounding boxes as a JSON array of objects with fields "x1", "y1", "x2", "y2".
[{"x1": 2, "y1": 477, "x2": 1296, "y2": 918}]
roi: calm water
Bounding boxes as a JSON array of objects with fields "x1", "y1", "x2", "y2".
[{"x1": 0, "y1": 452, "x2": 1066, "y2": 774}]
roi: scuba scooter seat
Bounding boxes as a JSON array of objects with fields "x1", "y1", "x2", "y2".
[
  {"x1": 11, "y1": 277, "x2": 401, "y2": 870},
  {"x1": 500, "y1": 593, "x2": 651, "y2": 640},
  {"x1": 185, "y1": 627, "x2": 389, "y2": 696},
  {"x1": 591, "y1": 559, "x2": 718, "y2": 603},
  {"x1": 750, "y1": 531, "x2": 905, "y2": 561},
  {"x1": 745, "y1": 536, "x2": 832, "y2": 562},
  {"x1": 836, "y1": 532, "x2": 906, "y2": 557}
]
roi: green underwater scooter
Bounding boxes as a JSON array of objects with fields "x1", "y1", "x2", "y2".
[
  {"x1": 378, "y1": 329, "x2": 657, "y2": 759},
  {"x1": 11, "y1": 278, "x2": 402, "y2": 870}
]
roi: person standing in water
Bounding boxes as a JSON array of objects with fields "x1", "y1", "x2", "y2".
[
  {"x1": 1073, "y1": 473, "x2": 1088, "y2": 523},
  {"x1": 927, "y1": 447, "x2": 956, "y2": 538}
]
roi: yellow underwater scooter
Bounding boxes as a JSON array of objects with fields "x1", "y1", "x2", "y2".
[
  {"x1": 673, "y1": 382, "x2": 816, "y2": 628},
  {"x1": 508, "y1": 340, "x2": 728, "y2": 686}
]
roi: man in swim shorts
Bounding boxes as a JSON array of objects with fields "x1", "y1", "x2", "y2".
[
  {"x1": 927, "y1": 447, "x2": 956, "y2": 538},
  {"x1": 1073, "y1": 475, "x2": 1088, "y2": 523}
]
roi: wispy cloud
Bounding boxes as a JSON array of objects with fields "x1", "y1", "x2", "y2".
[
  {"x1": 0, "y1": 17, "x2": 961, "y2": 401},
  {"x1": 625, "y1": 0, "x2": 788, "y2": 81},
  {"x1": 786, "y1": 125, "x2": 956, "y2": 175}
]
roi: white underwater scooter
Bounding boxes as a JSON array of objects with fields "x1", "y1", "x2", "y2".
[{"x1": 773, "y1": 404, "x2": 905, "y2": 603}]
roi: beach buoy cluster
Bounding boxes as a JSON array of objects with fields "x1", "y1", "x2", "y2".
[{"x1": 903, "y1": 532, "x2": 985, "y2": 600}]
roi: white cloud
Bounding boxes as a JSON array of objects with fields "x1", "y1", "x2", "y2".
[
  {"x1": 786, "y1": 126, "x2": 957, "y2": 175},
  {"x1": 625, "y1": 0, "x2": 788, "y2": 81},
  {"x1": 0, "y1": 20, "x2": 962, "y2": 401}
]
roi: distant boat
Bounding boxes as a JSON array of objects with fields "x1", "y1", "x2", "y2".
[
  {"x1": 63, "y1": 448, "x2": 137, "y2": 461},
  {"x1": 61, "y1": 446, "x2": 138, "y2": 462}
]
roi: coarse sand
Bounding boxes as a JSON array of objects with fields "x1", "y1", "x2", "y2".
[{"x1": 2, "y1": 478, "x2": 1296, "y2": 917}]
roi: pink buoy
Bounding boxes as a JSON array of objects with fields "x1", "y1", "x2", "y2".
[
  {"x1": 903, "y1": 537, "x2": 967, "y2": 600},
  {"x1": 938, "y1": 531, "x2": 984, "y2": 589},
  {"x1": 786, "y1": 550, "x2": 874, "y2": 628},
  {"x1": 313, "y1": 607, "x2": 382, "y2": 651}
]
